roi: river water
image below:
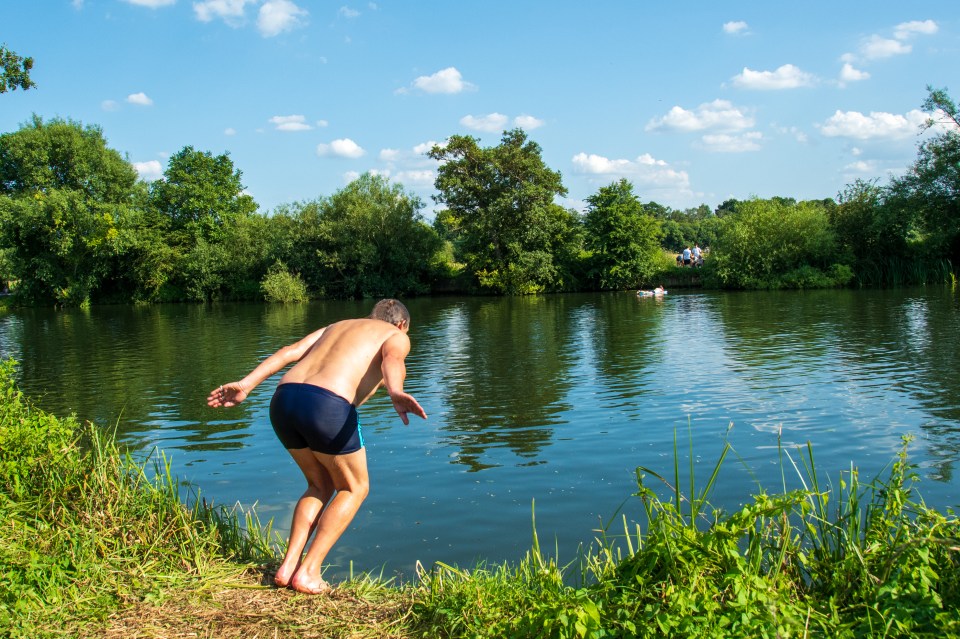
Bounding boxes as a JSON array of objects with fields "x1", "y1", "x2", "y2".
[{"x1": 2, "y1": 288, "x2": 958, "y2": 581}]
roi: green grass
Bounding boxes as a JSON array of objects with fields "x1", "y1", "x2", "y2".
[
  {"x1": 411, "y1": 432, "x2": 960, "y2": 638},
  {"x1": 3, "y1": 359, "x2": 959, "y2": 638}
]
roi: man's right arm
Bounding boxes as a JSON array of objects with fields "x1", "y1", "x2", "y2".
[{"x1": 381, "y1": 332, "x2": 427, "y2": 424}]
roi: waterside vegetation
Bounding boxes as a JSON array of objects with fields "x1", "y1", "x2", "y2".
[
  {"x1": 1, "y1": 87, "x2": 958, "y2": 306},
  {"x1": 3, "y1": 360, "x2": 958, "y2": 638}
]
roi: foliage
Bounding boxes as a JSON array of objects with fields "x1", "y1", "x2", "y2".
[
  {"x1": 0, "y1": 117, "x2": 142, "y2": 305},
  {"x1": 0, "y1": 360, "x2": 276, "y2": 637},
  {"x1": 0, "y1": 45, "x2": 36, "y2": 93},
  {"x1": 710, "y1": 197, "x2": 849, "y2": 289},
  {"x1": 261, "y1": 260, "x2": 309, "y2": 303},
  {"x1": 413, "y1": 436, "x2": 960, "y2": 638},
  {"x1": 583, "y1": 179, "x2": 663, "y2": 289},
  {"x1": 886, "y1": 86, "x2": 960, "y2": 266},
  {"x1": 430, "y1": 129, "x2": 580, "y2": 294},
  {"x1": 310, "y1": 173, "x2": 443, "y2": 299}
]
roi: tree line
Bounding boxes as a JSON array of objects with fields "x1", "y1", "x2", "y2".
[{"x1": 0, "y1": 88, "x2": 957, "y2": 306}]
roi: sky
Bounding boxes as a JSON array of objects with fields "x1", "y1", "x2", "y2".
[{"x1": 2, "y1": 1, "x2": 958, "y2": 218}]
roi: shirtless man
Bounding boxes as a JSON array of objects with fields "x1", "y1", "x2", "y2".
[{"x1": 206, "y1": 298, "x2": 427, "y2": 594}]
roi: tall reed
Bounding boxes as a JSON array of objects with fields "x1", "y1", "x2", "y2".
[{"x1": 413, "y1": 431, "x2": 960, "y2": 638}]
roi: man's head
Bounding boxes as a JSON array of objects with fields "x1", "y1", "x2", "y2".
[{"x1": 370, "y1": 298, "x2": 411, "y2": 330}]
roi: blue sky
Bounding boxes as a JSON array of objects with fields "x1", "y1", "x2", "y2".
[{"x1": 2, "y1": 1, "x2": 957, "y2": 217}]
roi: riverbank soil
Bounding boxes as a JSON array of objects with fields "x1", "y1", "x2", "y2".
[{"x1": 103, "y1": 567, "x2": 413, "y2": 639}]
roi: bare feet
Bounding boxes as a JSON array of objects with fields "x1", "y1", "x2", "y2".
[
  {"x1": 273, "y1": 563, "x2": 298, "y2": 588},
  {"x1": 290, "y1": 573, "x2": 330, "y2": 594}
]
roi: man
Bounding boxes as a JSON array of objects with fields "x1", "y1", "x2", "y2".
[{"x1": 207, "y1": 298, "x2": 427, "y2": 594}]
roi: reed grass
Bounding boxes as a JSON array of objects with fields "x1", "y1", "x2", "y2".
[
  {"x1": 4, "y1": 357, "x2": 959, "y2": 638},
  {"x1": 412, "y1": 431, "x2": 960, "y2": 638}
]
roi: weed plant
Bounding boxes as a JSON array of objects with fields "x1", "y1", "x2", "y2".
[
  {"x1": 412, "y1": 433, "x2": 960, "y2": 638},
  {"x1": 0, "y1": 359, "x2": 275, "y2": 637}
]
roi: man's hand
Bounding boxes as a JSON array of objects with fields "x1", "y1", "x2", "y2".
[
  {"x1": 206, "y1": 381, "x2": 248, "y2": 408},
  {"x1": 389, "y1": 390, "x2": 427, "y2": 425}
]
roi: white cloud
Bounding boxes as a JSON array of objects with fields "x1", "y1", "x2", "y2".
[
  {"x1": 122, "y1": 0, "x2": 175, "y2": 7},
  {"x1": 194, "y1": 0, "x2": 253, "y2": 24},
  {"x1": 317, "y1": 138, "x2": 365, "y2": 159},
  {"x1": 723, "y1": 21, "x2": 749, "y2": 35},
  {"x1": 410, "y1": 67, "x2": 474, "y2": 94},
  {"x1": 894, "y1": 20, "x2": 938, "y2": 40},
  {"x1": 571, "y1": 152, "x2": 690, "y2": 190},
  {"x1": 316, "y1": 119, "x2": 329, "y2": 127},
  {"x1": 126, "y1": 92, "x2": 154, "y2": 106},
  {"x1": 224, "y1": 127, "x2": 236, "y2": 136},
  {"x1": 646, "y1": 99, "x2": 754, "y2": 132},
  {"x1": 460, "y1": 113, "x2": 509, "y2": 133},
  {"x1": 839, "y1": 63, "x2": 870, "y2": 85},
  {"x1": 731, "y1": 64, "x2": 816, "y2": 90},
  {"x1": 72, "y1": 0, "x2": 84, "y2": 8},
  {"x1": 860, "y1": 35, "x2": 911, "y2": 60},
  {"x1": 513, "y1": 114, "x2": 545, "y2": 130},
  {"x1": 339, "y1": 5, "x2": 359, "y2": 18},
  {"x1": 133, "y1": 160, "x2": 164, "y2": 181},
  {"x1": 101, "y1": 99, "x2": 119, "y2": 111},
  {"x1": 413, "y1": 140, "x2": 445, "y2": 155},
  {"x1": 819, "y1": 109, "x2": 928, "y2": 140},
  {"x1": 394, "y1": 170, "x2": 435, "y2": 187},
  {"x1": 700, "y1": 131, "x2": 763, "y2": 152},
  {"x1": 845, "y1": 160, "x2": 874, "y2": 172},
  {"x1": 257, "y1": 0, "x2": 308, "y2": 37},
  {"x1": 269, "y1": 114, "x2": 312, "y2": 131},
  {"x1": 379, "y1": 148, "x2": 400, "y2": 162}
]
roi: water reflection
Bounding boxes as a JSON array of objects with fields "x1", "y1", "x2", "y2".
[{"x1": 416, "y1": 296, "x2": 579, "y2": 471}]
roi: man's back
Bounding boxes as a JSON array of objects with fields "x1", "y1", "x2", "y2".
[{"x1": 280, "y1": 318, "x2": 409, "y2": 406}]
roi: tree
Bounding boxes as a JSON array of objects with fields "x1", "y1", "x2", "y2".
[
  {"x1": 887, "y1": 86, "x2": 960, "y2": 265},
  {"x1": 0, "y1": 45, "x2": 35, "y2": 93},
  {"x1": 710, "y1": 198, "x2": 845, "y2": 289},
  {"x1": 583, "y1": 179, "x2": 663, "y2": 289},
  {"x1": 149, "y1": 146, "x2": 257, "y2": 246},
  {"x1": 429, "y1": 129, "x2": 576, "y2": 294},
  {"x1": 312, "y1": 173, "x2": 442, "y2": 299},
  {"x1": 148, "y1": 147, "x2": 260, "y2": 301},
  {"x1": 0, "y1": 117, "x2": 140, "y2": 305}
]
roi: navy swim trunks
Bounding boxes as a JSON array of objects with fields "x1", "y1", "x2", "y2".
[{"x1": 269, "y1": 383, "x2": 364, "y2": 454}]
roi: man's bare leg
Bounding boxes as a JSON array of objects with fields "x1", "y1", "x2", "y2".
[
  {"x1": 290, "y1": 448, "x2": 369, "y2": 594},
  {"x1": 275, "y1": 447, "x2": 335, "y2": 587}
]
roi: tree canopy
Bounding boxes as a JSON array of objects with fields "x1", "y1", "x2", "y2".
[
  {"x1": 0, "y1": 45, "x2": 35, "y2": 93},
  {"x1": 429, "y1": 129, "x2": 581, "y2": 294}
]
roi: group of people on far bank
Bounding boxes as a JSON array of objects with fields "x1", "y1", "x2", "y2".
[{"x1": 676, "y1": 244, "x2": 704, "y2": 268}]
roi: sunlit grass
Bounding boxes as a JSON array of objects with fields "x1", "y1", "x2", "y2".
[{"x1": 3, "y1": 357, "x2": 958, "y2": 638}]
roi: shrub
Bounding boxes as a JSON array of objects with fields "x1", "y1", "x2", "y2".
[{"x1": 260, "y1": 261, "x2": 308, "y2": 303}]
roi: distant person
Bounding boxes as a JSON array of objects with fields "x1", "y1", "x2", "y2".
[
  {"x1": 676, "y1": 254, "x2": 683, "y2": 267},
  {"x1": 206, "y1": 299, "x2": 427, "y2": 594},
  {"x1": 692, "y1": 244, "x2": 703, "y2": 267},
  {"x1": 682, "y1": 246, "x2": 692, "y2": 266}
]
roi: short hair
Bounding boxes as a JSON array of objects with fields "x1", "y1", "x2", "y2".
[{"x1": 369, "y1": 298, "x2": 410, "y2": 326}]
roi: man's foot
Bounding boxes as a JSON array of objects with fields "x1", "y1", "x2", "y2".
[
  {"x1": 290, "y1": 574, "x2": 330, "y2": 594},
  {"x1": 274, "y1": 559, "x2": 302, "y2": 588}
]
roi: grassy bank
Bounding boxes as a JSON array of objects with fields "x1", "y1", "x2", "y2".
[{"x1": 2, "y1": 360, "x2": 959, "y2": 638}]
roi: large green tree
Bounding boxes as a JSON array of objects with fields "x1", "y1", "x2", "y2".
[
  {"x1": 0, "y1": 117, "x2": 140, "y2": 305},
  {"x1": 311, "y1": 173, "x2": 442, "y2": 299},
  {"x1": 429, "y1": 129, "x2": 578, "y2": 294},
  {"x1": 0, "y1": 45, "x2": 35, "y2": 93},
  {"x1": 147, "y1": 147, "x2": 259, "y2": 301},
  {"x1": 887, "y1": 86, "x2": 960, "y2": 265},
  {"x1": 583, "y1": 179, "x2": 663, "y2": 289}
]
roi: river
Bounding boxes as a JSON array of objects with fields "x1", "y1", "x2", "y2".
[{"x1": 2, "y1": 288, "x2": 958, "y2": 581}]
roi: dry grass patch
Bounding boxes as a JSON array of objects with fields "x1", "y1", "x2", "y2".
[{"x1": 103, "y1": 568, "x2": 415, "y2": 639}]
